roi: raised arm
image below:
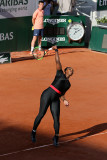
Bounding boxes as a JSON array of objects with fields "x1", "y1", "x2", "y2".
[
  {"x1": 72, "y1": 0, "x2": 76, "y2": 7},
  {"x1": 52, "y1": 46, "x2": 62, "y2": 70},
  {"x1": 43, "y1": 1, "x2": 48, "y2": 10},
  {"x1": 50, "y1": 1, "x2": 54, "y2": 14}
]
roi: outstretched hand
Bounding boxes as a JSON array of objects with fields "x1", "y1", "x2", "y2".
[{"x1": 64, "y1": 100, "x2": 69, "y2": 107}]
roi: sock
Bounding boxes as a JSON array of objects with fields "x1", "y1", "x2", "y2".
[
  {"x1": 38, "y1": 45, "x2": 41, "y2": 51},
  {"x1": 31, "y1": 47, "x2": 34, "y2": 52}
]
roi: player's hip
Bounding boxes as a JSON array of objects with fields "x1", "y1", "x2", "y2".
[
  {"x1": 33, "y1": 29, "x2": 44, "y2": 36},
  {"x1": 41, "y1": 87, "x2": 60, "y2": 101}
]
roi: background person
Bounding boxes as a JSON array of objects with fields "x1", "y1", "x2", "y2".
[
  {"x1": 56, "y1": 0, "x2": 76, "y2": 15},
  {"x1": 43, "y1": 0, "x2": 54, "y2": 16},
  {"x1": 30, "y1": 1, "x2": 44, "y2": 55}
]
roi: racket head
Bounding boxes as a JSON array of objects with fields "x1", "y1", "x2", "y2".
[{"x1": 33, "y1": 47, "x2": 45, "y2": 60}]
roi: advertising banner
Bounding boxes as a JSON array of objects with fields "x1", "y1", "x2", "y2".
[
  {"x1": 0, "y1": 52, "x2": 11, "y2": 63},
  {"x1": 97, "y1": 0, "x2": 107, "y2": 11},
  {"x1": 0, "y1": 16, "x2": 86, "y2": 52},
  {"x1": 0, "y1": 0, "x2": 39, "y2": 19},
  {"x1": 42, "y1": 16, "x2": 86, "y2": 47},
  {"x1": 0, "y1": 0, "x2": 39, "y2": 52}
]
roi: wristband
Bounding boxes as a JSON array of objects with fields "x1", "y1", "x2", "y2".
[{"x1": 55, "y1": 49, "x2": 58, "y2": 52}]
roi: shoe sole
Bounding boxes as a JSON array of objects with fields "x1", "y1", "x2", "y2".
[{"x1": 31, "y1": 134, "x2": 36, "y2": 143}]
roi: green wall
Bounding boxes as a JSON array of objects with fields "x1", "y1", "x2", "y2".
[
  {"x1": 0, "y1": 16, "x2": 33, "y2": 52},
  {"x1": 89, "y1": 27, "x2": 107, "y2": 53}
]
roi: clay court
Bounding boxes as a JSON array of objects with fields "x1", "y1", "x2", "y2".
[{"x1": 0, "y1": 48, "x2": 107, "y2": 160}]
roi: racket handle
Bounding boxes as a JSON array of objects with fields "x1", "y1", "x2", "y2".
[{"x1": 48, "y1": 47, "x2": 53, "y2": 51}]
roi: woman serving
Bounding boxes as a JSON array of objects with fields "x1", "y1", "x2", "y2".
[{"x1": 31, "y1": 46, "x2": 74, "y2": 146}]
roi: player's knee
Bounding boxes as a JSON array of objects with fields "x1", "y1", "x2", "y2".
[{"x1": 33, "y1": 36, "x2": 37, "y2": 41}]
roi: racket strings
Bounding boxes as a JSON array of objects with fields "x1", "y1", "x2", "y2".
[{"x1": 32, "y1": 48, "x2": 45, "y2": 60}]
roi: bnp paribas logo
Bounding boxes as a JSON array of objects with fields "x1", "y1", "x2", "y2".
[
  {"x1": 0, "y1": 32, "x2": 13, "y2": 41},
  {"x1": 44, "y1": 19, "x2": 66, "y2": 25},
  {"x1": 0, "y1": 0, "x2": 28, "y2": 7}
]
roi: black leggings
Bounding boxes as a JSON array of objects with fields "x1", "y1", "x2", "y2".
[{"x1": 33, "y1": 88, "x2": 60, "y2": 135}]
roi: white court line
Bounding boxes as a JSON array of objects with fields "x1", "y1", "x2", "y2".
[{"x1": 0, "y1": 131, "x2": 107, "y2": 157}]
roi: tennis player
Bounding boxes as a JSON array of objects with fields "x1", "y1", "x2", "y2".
[
  {"x1": 30, "y1": 1, "x2": 44, "y2": 55},
  {"x1": 31, "y1": 46, "x2": 74, "y2": 146}
]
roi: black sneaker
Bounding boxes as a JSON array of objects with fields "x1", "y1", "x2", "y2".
[
  {"x1": 53, "y1": 135, "x2": 59, "y2": 146},
  {"x1": 31, "y1": 130, "x2": 36, "y2": 143}
]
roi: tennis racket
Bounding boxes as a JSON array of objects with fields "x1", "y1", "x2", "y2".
[
  {"x1": 32, "y1": 46, "x2": 56, "y2": 60},
  {"x1": 32, "y1": 46, "x2": 45, "y2": 60}
]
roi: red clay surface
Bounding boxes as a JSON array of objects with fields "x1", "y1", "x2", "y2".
[{"x1": 0, "y1": 48, "x2": 107, "y2": 160}]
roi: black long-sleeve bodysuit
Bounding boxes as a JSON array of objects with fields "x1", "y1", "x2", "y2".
[{"x1": 33, "y1": 69, "x2": 71, "y2": 134}]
